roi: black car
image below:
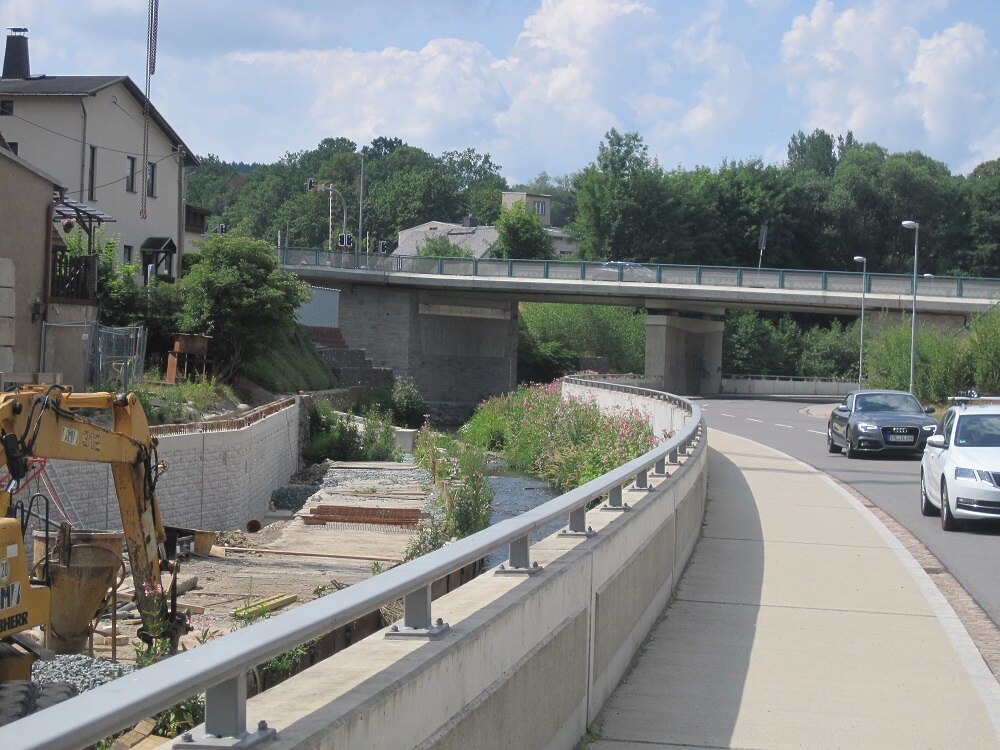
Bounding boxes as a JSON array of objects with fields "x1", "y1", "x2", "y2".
[{"x1": 827, "y1": 389, "x2": 937, "y2": 458}]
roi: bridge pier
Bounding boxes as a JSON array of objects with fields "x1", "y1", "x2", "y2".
[
  {"x1": 334, "y1": 285, "x2": 518, "y2": 423},
  {"x1": 645, "y1": 310, "x2": 724, "y2": 396}
]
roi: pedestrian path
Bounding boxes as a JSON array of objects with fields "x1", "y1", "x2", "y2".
[{"x1": 588, "y1": 428, "x2": 1000, "y2": 749}]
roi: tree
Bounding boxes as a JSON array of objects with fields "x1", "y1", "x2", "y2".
[
  {"x1": 491, "y1": 201, "x2": 553, "y2": 260},
  {"x1": 416, "y1": 235, "x2": 472, "y2": 258},
  {"x1": 571, "y1": 129, "x2": 668, "y2": 261},
  {"x1": 787, "y1": 129, "x2": 837, "y2": 177},
  {"x1": 965, "y1": 159, "x2": 1000, "y2": 277},
  {"x1": 174, "y1": 233, "x2": 310, "y2": 380}
]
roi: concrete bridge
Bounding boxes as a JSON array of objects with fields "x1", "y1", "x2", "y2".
[{"x1": 286, "y1": 250, "x2": 1000, "y2": 420}]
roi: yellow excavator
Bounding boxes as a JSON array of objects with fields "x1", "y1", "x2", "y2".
[{"x1": 0, "y1": 384, "x2": 188, "y2": 721}]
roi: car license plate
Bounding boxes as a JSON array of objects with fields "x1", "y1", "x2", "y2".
[{"x1": 887, "y1": 434, "x2": 913, "y2": 443}]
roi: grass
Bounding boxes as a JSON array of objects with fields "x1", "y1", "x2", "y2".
[{"x1": 239, "y1": 325, "x2": 340, "y2": 393}]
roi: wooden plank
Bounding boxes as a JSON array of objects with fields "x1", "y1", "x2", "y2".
[{"x1": 232, "y1": 593, "x2": 298, "y2": 619}]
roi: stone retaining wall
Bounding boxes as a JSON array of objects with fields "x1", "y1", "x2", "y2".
[{"x1": 44, "y1": 400, "x2": 301, "y2": 533}]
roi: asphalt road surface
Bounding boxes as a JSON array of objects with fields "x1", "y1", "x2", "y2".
[{"x1": 699, "y1": 396, "x2": 1000, "y2": 629}]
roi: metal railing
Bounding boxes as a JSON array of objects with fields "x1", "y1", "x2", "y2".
[
  {"x1": 3, "y1": 379, "x2": 703, "y2": 750},
  {"x1": 279, "y1": 249, "x2": 1000, "y2": 301}
]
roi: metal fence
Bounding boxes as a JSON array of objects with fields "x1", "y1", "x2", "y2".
[
  {"x1": 279, "y1": 248, "x2": 1000, "y2": 301},
  {"x1": 40, "y1": 323, "x2": 146, "y2": 391},
  {"x1": 2, "y1": 378, "x2": 703, "y2": 750}
]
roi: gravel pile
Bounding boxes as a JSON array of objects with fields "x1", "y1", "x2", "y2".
[
  {"x1": 32, "y1": 654, "x2": 134, "y2": 693},
  {"x1": 320, "y1": 465, "x2": 432, "y2": 487},
  {"x1": 270, "y1": 483, "x2": 320, "y2": 511}
]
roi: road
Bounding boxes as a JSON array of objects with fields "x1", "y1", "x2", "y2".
[{"x1": 699, "y1": 396, "x2": 1000, "y2": 630}]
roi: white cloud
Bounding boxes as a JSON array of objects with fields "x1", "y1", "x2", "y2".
[{"x1": 780, "y1": 0, "x2": 999, "y2": 172}]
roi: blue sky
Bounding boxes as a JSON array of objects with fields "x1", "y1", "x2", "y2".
[{"x1": 2, "y1": 0, "x2": 997, "y2": 183}]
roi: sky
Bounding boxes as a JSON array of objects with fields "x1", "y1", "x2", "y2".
[{"x1": 2, "y1": 0, "x2": 997, "y2": 183}]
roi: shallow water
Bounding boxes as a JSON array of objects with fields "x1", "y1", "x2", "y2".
[{"x1": 485, "y1": 472, "x2": 561, "y2": 568}]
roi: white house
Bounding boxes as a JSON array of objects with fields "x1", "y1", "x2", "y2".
[
  {"x1": 395, "y1": 192, "x2": 578, "y2": 259},
  {"x1": 0, "y1": 29, "x2": 198, "y2": 279}
]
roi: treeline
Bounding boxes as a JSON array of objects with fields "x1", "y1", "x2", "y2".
[{"x1": 187, "y1": 128, "x2": 999, "y2": 277}]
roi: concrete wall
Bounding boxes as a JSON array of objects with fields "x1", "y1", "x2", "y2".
[
  {"x1": 720, "y1": 377, "x2": 854, "y2": 397},
  {"x1": 227, "y1": 386, "x2": 707, "y2": 750},
  {"x1": 333, "y1": 284, "x2": 519, "y2": 423},
  {"x1": 42, "y1": 400, "x2": 300, "y2": 533}
]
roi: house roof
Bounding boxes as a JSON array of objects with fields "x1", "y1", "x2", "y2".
[
  {"x1": 0, "y1": 75, "x2": 198, "y2": 167},
  {"x1": 140, "y1": 236, "x2": 176, "y2": 253}
]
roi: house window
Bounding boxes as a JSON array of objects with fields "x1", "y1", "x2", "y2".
[
  {"x1": 0, "y1": 100, "x2": 12, "y2": 115},
  {"x1": 6, "y1": 141, "x2": 16, "y2": 155},
  {"x1": 533, "y1": 200, "x2": 546, "y2": 217},
  {"x1": 146, "y1": 161, "x2": 156, "y2": 197},
  {"x1": 88, "y1": 146, "x2": 97, "y2": 200},
  {"x1": 123, "y1": 245, "x2": 133, "y2": 263},
  {"x1": 126, "y1": 156, "x2": 136, "y2": 193}
]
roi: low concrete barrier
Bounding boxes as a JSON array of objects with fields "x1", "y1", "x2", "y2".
[
  {"x1": 225, "y1": 384, "x2": 707, "y2": 749},
  {"x1": 721, "y1": 376, "x2": 853, "y2": 397}
]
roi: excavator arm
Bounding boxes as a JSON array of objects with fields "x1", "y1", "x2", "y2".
[{"x1": 0, "y1": 385, "x2": 187, "y2": 653}]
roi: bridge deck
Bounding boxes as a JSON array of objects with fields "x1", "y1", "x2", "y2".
[{"x1": 589, "y1": 429, "x2": 1000, "y2": 748}]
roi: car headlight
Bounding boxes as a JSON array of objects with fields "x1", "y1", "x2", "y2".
[
  {"x1": 857, "y1": 422, "x2": 879, "y2": 432},
  {"x1": 954, "y1": 467, "x2": 999, "y2": 486}
]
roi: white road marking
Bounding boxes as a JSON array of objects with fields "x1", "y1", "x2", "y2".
[
  {"x1": 720, "y1": 413, "x2": 736, "y2": 418},
  {"x1": 774, "y1": 423, "x2": 793, "y2": 428},
  {"x1": 808, "y1": 429, "x2": 826, "y2": 435},
  {"x1": 746, "y1": 418, "x2": 763, "y2": 423}
]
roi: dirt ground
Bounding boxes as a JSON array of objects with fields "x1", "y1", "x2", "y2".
[{"x1": 90, "y1": 462, "x2": 431, "y2": 664}]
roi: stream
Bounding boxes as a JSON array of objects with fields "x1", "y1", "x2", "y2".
[{"x1": 485, "y1": 470, "x2": 561, "y2": 568}]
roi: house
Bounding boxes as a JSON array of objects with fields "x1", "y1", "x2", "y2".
[
  {"x1": 0, "y1": 145, "x2": 107, "y2": 385},
  {"x1": 397, "y1": 218, "x2": 499, "y2": 259},
  {"x1": 0, "y1": 29, "x2": 198, "y2": 280},
  {"x1": 395, "y1": 192, "x2": 579, "y2": 259}
]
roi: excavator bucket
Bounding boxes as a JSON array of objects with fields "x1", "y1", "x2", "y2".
[{"x1": 33, "y1": 529, "x2": 124, "y2": 654}]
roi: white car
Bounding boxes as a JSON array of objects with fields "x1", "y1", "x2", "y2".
[
  {"x1": 920, "y1": 401, "x2": 1000, "y2": 531},
  {"x1": 592, "y1": 261, "x2": 655, "y2": 282}
]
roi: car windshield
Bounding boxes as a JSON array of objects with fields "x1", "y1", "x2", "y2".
[
  {"x1": 954, "y1": 414, "x2": 1000, "y2": 448},
  {"x1": 854, "y1": 393, "x2": 922, "y2": 413}
]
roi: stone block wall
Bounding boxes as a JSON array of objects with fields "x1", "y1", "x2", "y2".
[{"x1": 42, "y1": 400, "x2": 301, "y2": 534}]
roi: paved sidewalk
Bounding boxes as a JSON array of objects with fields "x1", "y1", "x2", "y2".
[{"x1": 589, "y1": 429, "x2": 1000, "y2": 749}]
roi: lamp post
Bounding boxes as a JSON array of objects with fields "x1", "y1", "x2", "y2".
[
  {"x1": 853, "y1": 255, "x2": 866, "y2": 387},
  {"x1": 902, "y1": 220, "x2": 919, "y2": 394}
]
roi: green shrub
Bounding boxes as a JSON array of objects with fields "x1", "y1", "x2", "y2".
[
  {"x1": 391, "y1": 377, "x2": 427, "y2": 428},
  {"x1": 462, "y1": 380, "x2": 655, "y2": 492},
  {"x1": 303, "y1": 399, "x2": 363, "y2": 461},
  {"x1": 360, "y1": 408, "x2": 403, "y2": 461}
]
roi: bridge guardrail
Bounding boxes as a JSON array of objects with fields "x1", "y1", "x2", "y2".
[
  {"x1": 3, "y1": 379, "x2": 703, "y2": 750},
  {"x1": 280, "y1": 248, "x2": 1000, "y2": 301}
]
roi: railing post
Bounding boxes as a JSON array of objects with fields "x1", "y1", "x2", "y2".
[
  {"x1": 497, "y1": 534, "x2": 542, "y2": 575},
  {"x1": 634, "y1": 468, "x2": 648, "y2": 490},
  {"x1": 386, "y1": 584, "x2": 450, "y2": 638},
  {"x1": 561, "y1": 506, "x2": 593, "y2": 537},
  {"x1": 174, "y1": 672, "x2": 276, "y2": 748}
]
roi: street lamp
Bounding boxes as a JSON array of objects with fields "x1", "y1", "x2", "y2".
[
  {"x1": 854, "y1": 255, "x2": 866, "y2": 387},
  {"x1": 902, "y1": 220, "x2": 919, "y2": 394}
]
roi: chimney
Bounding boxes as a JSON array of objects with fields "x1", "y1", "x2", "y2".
[
  {"x1": 462, "y1": 214, "x2": 477, "y2": 228},
  {"x1": 3, "y1": 28, "x2": 30, "y2": 79}
]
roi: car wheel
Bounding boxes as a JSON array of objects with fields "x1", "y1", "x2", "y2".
[
  {"x1": 845, "y1": 432, "x2": 857, "y2": 459},
  {"x1": 827, "y1": 425, "x2": 841, "y2": 454},
  {"x1": 940, "y1": 481, "x2": 959, "y2": 531},
  {"x1": 920, "y1": 471, "x2": 938, "y2": 516}
]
